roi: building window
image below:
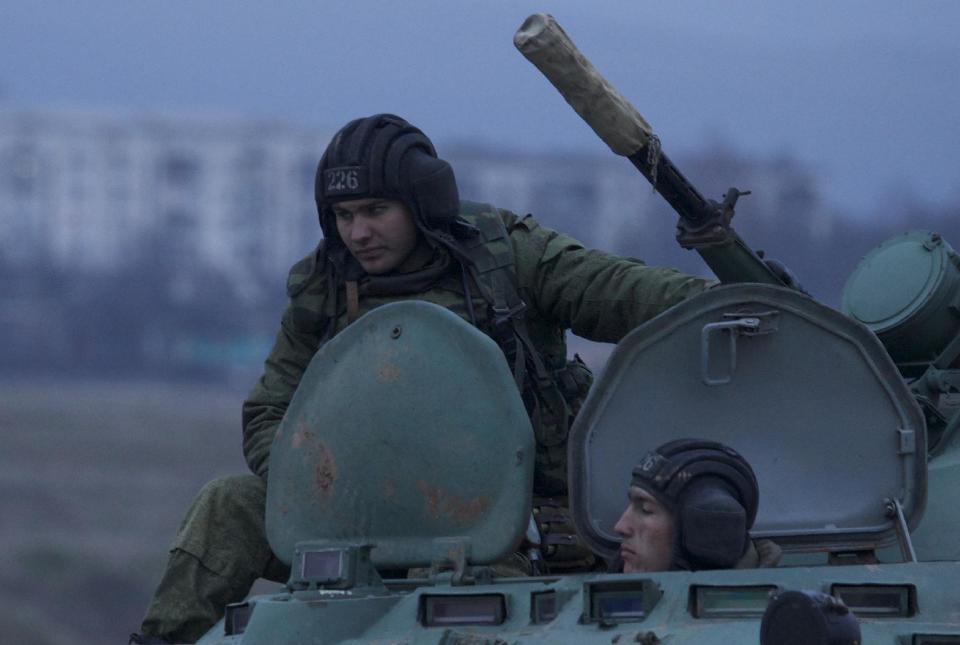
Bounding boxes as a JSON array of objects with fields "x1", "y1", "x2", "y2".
[
  {"x1": 4, "y1": 144, "x2": 42, "y2": 197},
  {"x1": 159, "y1": 153, "x2": 201, "y2": 189}
]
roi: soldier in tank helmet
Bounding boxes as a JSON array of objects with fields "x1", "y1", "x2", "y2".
[
  {"x1": 612, "y1": 439, "x2": 780, "y2": 573},
  {"x1": 132, "y1": 114, "x2": 715, "y2": 643}
]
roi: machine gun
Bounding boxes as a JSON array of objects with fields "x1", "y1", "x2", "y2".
[
  {"x1": 514, "y1": 13, "x2": 787, "y2": 287},
  {"x1": 513, "y1": 13, "x2": 960, "y2": 461}
]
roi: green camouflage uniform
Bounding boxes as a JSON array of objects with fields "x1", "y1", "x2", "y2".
[{"x1": 140, "y1": 208, "x2": 711, "y2": 642}]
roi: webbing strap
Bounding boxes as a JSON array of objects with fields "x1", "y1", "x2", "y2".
[
  {"x1": 459, "y1": 205, "x2": 527, "y2": 387},
  {"x1": 345, "y1": 280, "x2": 360, "y2": 324},
  {"x1": 459, "y1": 205, "x2": 571, "y2": 447}
]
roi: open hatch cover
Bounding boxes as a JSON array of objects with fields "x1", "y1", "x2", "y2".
[
  {"x1": 266, "y1": 301, "x2": 534, "y2": 569},
  {"x1": 569, "y1": 284, "x2": 926, "y2": 558}
]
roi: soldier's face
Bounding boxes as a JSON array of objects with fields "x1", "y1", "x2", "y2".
[
  {"x1": 614, "y1": 486, "x2": 676, "y2": 573},
  {"x1": 333, "y1": 198, "x2": 431, "y2": 275}
]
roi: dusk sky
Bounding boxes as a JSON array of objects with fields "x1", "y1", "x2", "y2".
[{"x1": 2, "y1": 0, "x2": 958, "y2": 213}]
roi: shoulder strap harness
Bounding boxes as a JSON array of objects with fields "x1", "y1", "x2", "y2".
[{"x1": 457, "y1": 202, "x2": 571, "y2": 449}]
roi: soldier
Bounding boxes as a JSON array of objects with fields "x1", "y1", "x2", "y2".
[
  {"x1": 612, "y1": 439, "x2": 780, "y2": 573},
  {"x1": 132, "y1": 113, "x2": 714, "y2": 644}
]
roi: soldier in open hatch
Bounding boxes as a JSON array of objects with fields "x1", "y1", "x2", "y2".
[
  {"x1": 133, "y1": 113, "x2": 715, "y2": 643},
  {"x1": 612, "y1": 439, "x2": 780, "y2": 573}
]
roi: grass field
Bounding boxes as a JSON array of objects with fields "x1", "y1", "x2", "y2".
[{"x1": 0, "y1": 378, "x2": 264, "y2": 644}]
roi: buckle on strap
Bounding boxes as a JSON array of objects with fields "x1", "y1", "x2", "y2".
[{"x1": 492, "y1": 301, "x2": 527, "y2": 328}]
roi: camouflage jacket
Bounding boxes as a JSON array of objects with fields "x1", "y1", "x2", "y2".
[{"x1": 242, "y1": 208, "x2": 711, "y2": 496}]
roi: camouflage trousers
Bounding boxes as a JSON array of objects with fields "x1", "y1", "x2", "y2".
[{"x1": 140, "y1": 474, "x2": 289, "y2": 643}]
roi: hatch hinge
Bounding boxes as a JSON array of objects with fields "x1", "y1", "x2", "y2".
[
  {"x1": 884, "y1": 497, "x2": 918, "y2": 563},
  {"x1": 429, "y1": 537, "x2": 471, "y2": 585},
  {"x1": 827, "y1": 550, "x2": 877, "y2": 566}
]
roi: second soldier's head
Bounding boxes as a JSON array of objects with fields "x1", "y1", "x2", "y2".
[
  {"x1": 314, "y1": 114, "x2": 461, "y2": 275},
  {"x1": 614, "y1": 439, "x2": 759, "y2": 573}
]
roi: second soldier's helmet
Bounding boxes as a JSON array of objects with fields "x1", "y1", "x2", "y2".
[
  {"x1": 314, "y1": 114, "x2": 460, "y2": 245},
  {"x1": 630, "y1": 439, "x2": 759, "y2": 570}
]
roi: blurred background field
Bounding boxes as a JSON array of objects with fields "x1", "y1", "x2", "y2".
[{"x1": 0, "y1": 380, "x2": 247, "y2": 644}]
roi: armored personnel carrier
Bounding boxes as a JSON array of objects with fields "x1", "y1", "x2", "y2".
[
  {"x1": 191, "y1": 14, "x2": 960, "y2": 643},
  {"x1": 192, "y1": 228, "x2": 960, "y2": 643}
]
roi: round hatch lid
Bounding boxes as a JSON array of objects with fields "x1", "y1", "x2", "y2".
[
  {"x1": 842, "y1": 231, "x2": 946, "y2": 328},
  {"x1": 266, "y1": 301, "x2": 534, "y2": 569},
  {"x1": 842, "y1": 231, "x2": 960, "y2": 364}
]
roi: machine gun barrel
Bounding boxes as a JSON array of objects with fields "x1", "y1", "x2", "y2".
[{"x1": 514, "y1": 13, "x2": 786, "y2": 286}]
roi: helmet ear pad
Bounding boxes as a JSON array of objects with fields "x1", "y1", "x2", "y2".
[
  {"x1": 678, "y1": 477, "x2": 749, "y2": 569},
  {"x1": 404, "y1": 150, "x2": 459, "y2": 227}
]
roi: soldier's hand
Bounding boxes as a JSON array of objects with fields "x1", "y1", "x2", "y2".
[{"x1": 757, "y1": 251, "x2": 808, "y2": 295}]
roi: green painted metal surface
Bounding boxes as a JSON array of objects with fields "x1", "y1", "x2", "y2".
[
  {"x1": 842, "y1": 231, "x2": 960, "y2": 364},
  {"x1": 569, "y1": 284, "x2": 926, "y2": 560},
  {"x1": 909, "y1": 429, "x2": 960, "y2": 562},
  {"x1": 194, "y1": 246, "x2": 960, "y2": 645},
  {"x1": 265, "y1": 301, "x2": 534, "y2": 568},
  {"x1": 196, "y1": 561, "x2": 960, "y2": 644}
]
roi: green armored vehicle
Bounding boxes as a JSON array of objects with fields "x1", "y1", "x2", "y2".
[
  {"x1": 192, "y1": 227, "x2": 960, "y2": 642},
  {"x1": 191, "y1": 14, "x2": 960, "y2": 644}
]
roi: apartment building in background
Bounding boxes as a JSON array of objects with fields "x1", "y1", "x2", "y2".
[
  {"x1": 0, "y1": 107, "x2": 328, "y2": 297},
  {"x1": 0, "y1": 106, "x2": 833, "y2": 377}
]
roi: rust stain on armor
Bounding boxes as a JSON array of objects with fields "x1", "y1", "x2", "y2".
[
  {"x1": 416, "y1": 481, "x2": 490, "y2": 525},
  {"x1": 314, "y1": 441, "x2": 338, "y2": 495},
  {"x1": 292, "y1": 420, "x2": 313, "y2": 449},
  {"x1": 383, "y1": 478, "x2": 397, "y2": 500},
  {"x1": 376, "y1": 360, "x2": 402, "y2": 383}
]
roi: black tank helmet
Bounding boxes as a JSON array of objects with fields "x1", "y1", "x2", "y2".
[
  {"x1": 630, "y1": 439, "x2": 760, "y2": 571},
  {"x1": 314, "y1": 113, "x2": 461, "y2": 248}
]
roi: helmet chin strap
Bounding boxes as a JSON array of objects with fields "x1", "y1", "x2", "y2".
[
  {"x1": 669, "y1": 541, "x2": 689, "y2": 572},
  {"x1": 392, "y1": 235, "x2": 438, "y2": 275}
]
